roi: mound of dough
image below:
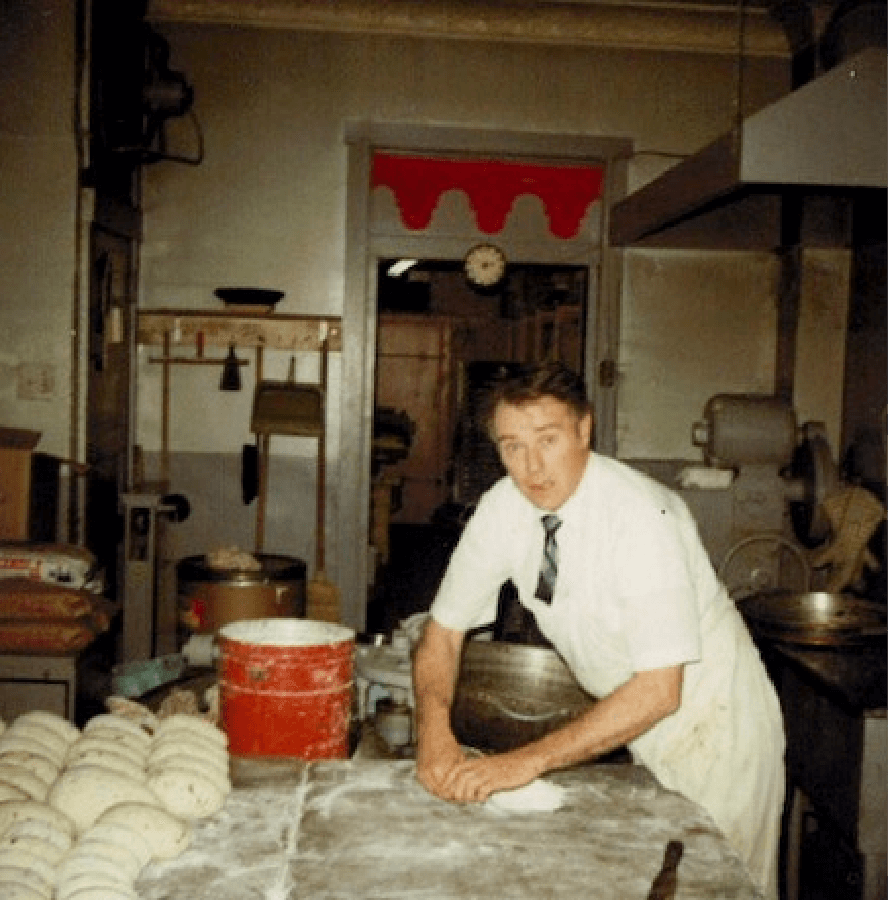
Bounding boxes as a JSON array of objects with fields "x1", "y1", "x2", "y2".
[
  {"x1": 97, "y1": 802, "x2": 190, "y2": 860},
  {"x1": 0, "y1": 834, "x2": 65, "y2": 866},
  {"x1": 14, "y1": 712, "x2": 79, "y2": 746},
  {"x1": 484, "y1": 779, "x2": 566, "y2": 814},
  {"x1": 0, "y1": 784, "x2": 29, "y2": 803},
  {"x1": 147, "y1": 767, "x2": 226, "y2": 820},
  {"x1": 0, "y1": 799, "x2": 76, "y2": 840},
  {"x1": 83, "y1": 715, "x2": 150, "y2": 747},
  {"x1": 3, "y1": 724, "x2": 68, "y2": 762},
  {"x1": 0, "y1": 886, "x2": 47, "y2": 900},
  {"x1": 0, "y1": 733, "x2": 65, "y2": 769},
  {"x1": 48, "y1": 767, "x2": 160, "y2": 835},
  {"x1": 155, "y1": 714, "x2": 227, "y2": 748},
  {"x1": 0, "y1": 765, "x2": 50, "y2": 802},
  {"x1": 2, "y1": 817, "x2": 71, "y2": 853},
  {"x1": 0, "y1": 873, "x2": 50, "y2": 900},
  {"x1": 0, "y1": 752, "x2": 59, "y2": 787},
  {"x1": 0, "y1": 850, "x2": 57, "y2": 894},
  {"x1": 80, "y1": 821, "x2": 152, "y2": 870}
]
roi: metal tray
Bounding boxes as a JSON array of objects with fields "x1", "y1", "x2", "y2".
[{"x1": 739, "y1": 591, "x2": 887, "y2": 647}]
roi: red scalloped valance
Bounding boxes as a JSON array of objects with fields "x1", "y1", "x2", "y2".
[{"x1": 371, "y1": 153, "x2": 604, "y2": 239}]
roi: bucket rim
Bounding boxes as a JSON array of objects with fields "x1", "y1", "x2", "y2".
[{"x1": 218, "y1": 617, "x2": 355, "y2": 647}]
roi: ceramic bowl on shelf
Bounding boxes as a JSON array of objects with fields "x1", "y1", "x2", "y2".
[{"x1": 214, "y1": 288, "x2": 285, "y2": 313}]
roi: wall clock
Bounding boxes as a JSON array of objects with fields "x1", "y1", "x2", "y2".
[{"x1": 464, "y1": 243, "x2": 507, "y2": 288}]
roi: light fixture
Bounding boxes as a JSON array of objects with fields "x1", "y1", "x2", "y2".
[{"x1": 387, "y1": 259, "x2": 419, "y2": 277}]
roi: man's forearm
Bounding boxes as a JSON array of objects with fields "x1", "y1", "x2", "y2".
[
  {"x1": 412, "y1": 620, "x2": 462, "y2": 740},
  {"x1": 515, "y1": 665, "x2": 684, "y2": 774}
]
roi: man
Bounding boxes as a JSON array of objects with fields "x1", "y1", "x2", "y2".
[{"x1": 413, "y1": 362, "x2": 785, "y2": 899}]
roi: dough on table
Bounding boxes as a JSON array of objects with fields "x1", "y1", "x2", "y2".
[
  {"x1": 80, "y1": 728, "x2": 149, "y2": 760},
  {"x1": 14, "y1": 713, "x2": 80, "y2": 746},
  {"x1": 83, "y1": 715, "x2": 150, "y2": 747},
  {"x1": 148, "y1": 735, "x2": 228, "y2": 767},
  {"x1": 65, "y1": 750, "x2": 146, "y2": 783},
  {"x1": 0, "y1": 799, "x2": 76, "y2": 841},
  {"x1": 3, "y1": 817, "x2": 72, "y2": 853},
  {"x1": 0, "y1": 886, "x2": 48, "y2": 900},
  {"x1": 0, "y1": 752, "x2": 59, "y2": 787},
  {"x1": 0, "y1": 834, "x2": 65, "y2": 866},
  {"x1": 55, "y1": 872, "x2": 137, "y2": 900},
  {"x1": 150, "y1": 732, "x2": 229, "y2": 766},
  {"x1": 147, "y1": 767, "x2": 227, "y2": 820},
  {"x1": 147, "y1": 757, "x2": 230, "y2": 796},
  {"x1": 3, "y1": 724, "x2": 68, "y2": 762},
  {"x1": 58, "y1": 886, "x2": 138, "y2": 900},
  {"x1": 0, "y1": 784, "x2": 29, "y2": 803},
  {"x1": 0, "y1": 765, "x2": 50, "y2": 802},
  {"x1": 67, "y1": 734, "x2": 147, "y2": 766},
  {"x1": 48, "y1": 767, "x2": 160, "y2": 835},
  {"x1": 0, "y1": 735, "x2": 65, "y2": 769},
  {"x1": 484, "y1": 779, "x2": 566, "y2": 814},
  {"x1": 74, "y1": 837, "x2": 143, "y2": 881},
  {"x1": 57, "y1": 847, "x2": 135, "y2": 886},
  {"x1": 96, "y1": 802, "x2": 191, "y2": 860},
  {"x1": 79, "y1": 821, "x2": 151, "y2": 870},
  {"x1": 0, "y1": 872, "x2": 51, "y2": 900},
  {"x1": 0, "y1": 851, "x2": 56, "y2": 894},
  {"x1": 154, "y1": 714, "x2": 227, "y2": 748}
]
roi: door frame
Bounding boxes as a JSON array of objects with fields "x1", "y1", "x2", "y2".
[{"x1": 340, "y1": 121, "x2": 630, "y2": 629}]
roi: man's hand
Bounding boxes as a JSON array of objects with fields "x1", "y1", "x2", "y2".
[
  {"x1": 437, "y1": 748, "x2": 543, "y2": 805},
  {"x1": 415, "y1": 726, "x2": 467, "y2": 799},
  {"x1": 412, "y1": 619, "x2": 468, "y2": 801}
]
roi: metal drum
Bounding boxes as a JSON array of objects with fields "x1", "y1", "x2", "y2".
[
  {"x1": 451, "y1": 641, "x2": 595, "y2": 752},
  {"x1": 177, "y1": 553, "x2": 306, "y2": 634}
]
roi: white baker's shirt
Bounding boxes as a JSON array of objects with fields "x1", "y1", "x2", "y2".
[{"x1": 431, "y1": 453, "x2": 785, "y2": 899}]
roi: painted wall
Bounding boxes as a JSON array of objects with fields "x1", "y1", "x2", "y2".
[
  {"x1": 2, "y1": 7, "x2": 852, "y2": 627},
  {"x1": 0, "y1": 0, "x2": 79, "y2": 459},
  {"x1": 137, "y1": 24, "x2": 801, "y2": 598}
]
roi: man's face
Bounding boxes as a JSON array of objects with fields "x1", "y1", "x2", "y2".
[{"x1": 492, "y1": 396, "x2": 592, "y2": 512}]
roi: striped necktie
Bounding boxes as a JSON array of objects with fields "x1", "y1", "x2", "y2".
[{"x1": 535, "y1": 514, "x2": 562, "y2": 604}]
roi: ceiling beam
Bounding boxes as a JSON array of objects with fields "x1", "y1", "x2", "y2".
[{"x1": 147, "y1": 0, "x2": 790, "y2": 57}]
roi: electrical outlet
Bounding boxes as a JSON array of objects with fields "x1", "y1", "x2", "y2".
[{"x1": 17, "y1": 363, "x2": 56, "y2": 401}]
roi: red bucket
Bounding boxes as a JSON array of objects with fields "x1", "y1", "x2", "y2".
[{"x1": 218, "y1": 618, "x2": 355, "y2": 759}]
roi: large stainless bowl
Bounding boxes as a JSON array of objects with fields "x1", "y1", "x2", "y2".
[
  {"x1": 451, "y1": 640, "x2": 595, "y2": 752},
  {"x1": 739, "y1": 591, "x2": 887, "y2": 647}
]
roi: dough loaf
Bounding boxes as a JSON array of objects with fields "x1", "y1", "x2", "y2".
[
  {"x1": 155, "y1": 714, "x2": 227, "y2": 748},
  {"x1": 0, "y1": 799, "x2": 77, "y2": 840},
  {"x1": 14, "y1": 713, "x2": 79, "y2": 746},
  {"x1": 147, "y1": 766, "x2": 226, "y2": 820},
  {"x1": 0, "y1": 764, "x2": 50, "y2": 801},
  {"x1": 80, "y1": 821, "x2": 152, "y2": 870},
  {"x1": 96, "y1": 801, "x2": 191, "y2": 860},
  {"x1": 48, "y1": 767, "x2": 160, "y2": 835}
]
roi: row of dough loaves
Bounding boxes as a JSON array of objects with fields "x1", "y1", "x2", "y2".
[{"x1": 0, "y1": 708, "x2": 230, "y2": 900}]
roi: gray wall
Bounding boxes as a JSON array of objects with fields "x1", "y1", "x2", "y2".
[{"x1": 0, "y1": 3, "x2": 854, "y2": 629}]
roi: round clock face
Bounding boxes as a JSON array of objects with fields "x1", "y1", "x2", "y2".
[{"x1": 464, "y1": 243, "x2": 507, "y2": 287}]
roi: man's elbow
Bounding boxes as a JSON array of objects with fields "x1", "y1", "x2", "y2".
[
  {"x1": 661, "y1": 666, "x2": 684, "y2": 717},
  {"x1": 642, "y1": 665, "x2": 684, "y2": 720}
]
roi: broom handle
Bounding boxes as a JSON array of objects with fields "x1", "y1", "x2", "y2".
[{"x1": 316, "y1": 339, "x2": 328, "y2": 573}]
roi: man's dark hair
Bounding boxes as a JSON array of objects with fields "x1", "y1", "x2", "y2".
[{"x1": 477, "y1": 361, "x2": 593, "y2": 439}]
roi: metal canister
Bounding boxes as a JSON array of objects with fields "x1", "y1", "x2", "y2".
[{"x1": 177, "y1": 553, "x2": 306, "y2": 634}]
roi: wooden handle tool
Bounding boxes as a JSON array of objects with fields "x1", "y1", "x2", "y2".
[{"x1": 646, "y1": 840, "x2": 684, "y2": 900}]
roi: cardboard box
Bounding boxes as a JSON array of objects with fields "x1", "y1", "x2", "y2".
[{"x1": 0, "y1": 427, "x2": 41, "y2": 540}]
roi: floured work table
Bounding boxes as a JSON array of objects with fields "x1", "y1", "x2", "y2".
[{"x1": 136, "y1": 759, "x2": 762, "y2": 900}]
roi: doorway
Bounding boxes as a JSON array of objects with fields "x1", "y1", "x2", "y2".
[
  {"x1": 367, "y1": 257, "x2": 589, "y2": 632},
  {"x1": 339, "y1": 123, "x2": 631, "y2": 629}
]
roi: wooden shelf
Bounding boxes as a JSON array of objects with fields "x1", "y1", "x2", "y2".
[{"x1": 137, "y1": 309, "x2": 342, "y2": 352}]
